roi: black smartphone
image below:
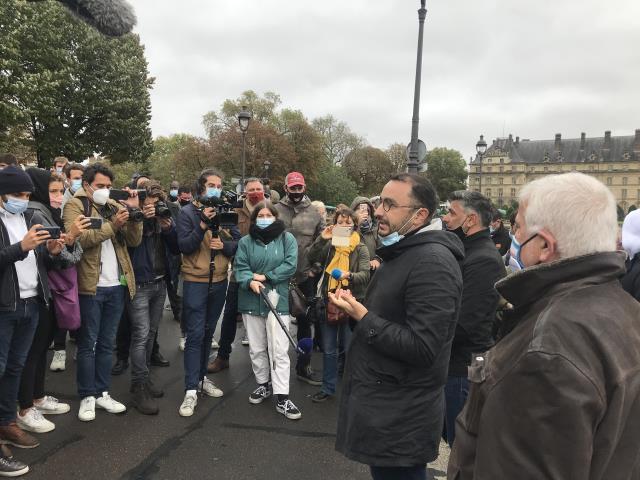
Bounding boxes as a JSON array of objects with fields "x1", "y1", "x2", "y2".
[
  {"x1": 109, "y1": 189, "x2": 130, "y2": 201},
  {"x1": 36, "y1": 226, "x2": 61, "y2": 239},
  {"x1": 88, "y1": 217, "x2": 103, "y2": 229}
]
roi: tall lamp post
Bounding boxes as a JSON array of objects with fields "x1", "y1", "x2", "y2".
[
  {"x1": 476, "y1": 134, "x2": 487, "y2": 193},
  {"x1": 237, "y1": 106, "x2": 252, "y2": 193},
  {"x1": 407, "y1": 0, "x2": 427, "y2": 174},
  {"x1": 263, "y1": 159, "x2": 271, "y2": 180}
]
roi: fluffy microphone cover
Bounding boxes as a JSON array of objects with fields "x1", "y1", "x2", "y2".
[{"x1": 58, "y1": 0, "x2": 137, "y2": 37}]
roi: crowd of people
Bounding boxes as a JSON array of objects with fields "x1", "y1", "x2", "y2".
[{"x1": 1, "y1": 150, "x2": 640, "y2": 479}]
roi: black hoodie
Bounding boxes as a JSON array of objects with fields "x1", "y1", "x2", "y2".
[{"x1": 336, "y1": 226, "x2": 464, "y2": 467}]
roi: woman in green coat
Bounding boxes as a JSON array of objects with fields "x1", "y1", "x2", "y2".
[{"x1": 234, "y1": 202, "x2": 302, "y2": 420}]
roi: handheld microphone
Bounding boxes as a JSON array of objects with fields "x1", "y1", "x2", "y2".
[
  {"x1": 331, "y1": 268, "x2": 343, "y2": 280},
  {"x1": 55, "y1": 0, "x2": 137, "y2": 37},
  {"x1": 298, "y1": 337, "x2": 313, "y2": 356}
]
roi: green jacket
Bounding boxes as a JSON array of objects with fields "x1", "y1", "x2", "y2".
[
  {"x1": 234, "y1": 231, "x2": 298, "y2": 316},
  {"x1": 307, "y1": 235, "x2": 370, "y2": 300}
]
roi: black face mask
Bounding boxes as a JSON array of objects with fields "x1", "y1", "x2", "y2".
[
  {"x1": 288, "y1": 192, "x2": 304, "y2": 203},
  {"x1": 449, "y1": 226, "x2": 466, "y2": 242},
  {"x1": 179, "y1": 199, "x2": 190, "y2": 206}
]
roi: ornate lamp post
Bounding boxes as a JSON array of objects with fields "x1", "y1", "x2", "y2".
[
  {"x1": 476, "y1": 134, "x2": 488, "y2": 193},
  {"x1": 263, "y1": 159, "x2": 271, "y2": 180},
  {"x1": 237, "y1": 106, "x2": 252, "y2": 193},
  {"x1": 407, "y1": 0, "x2": 427, "y2": 174}
]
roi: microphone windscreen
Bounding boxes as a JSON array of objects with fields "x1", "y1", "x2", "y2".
[
  {"x1": 331, "y1": 268, "x2": 342, "y2": 280},
  {"x1": 298, "y1": 338, "x2": 313, "y2": 355},
  {"x1": 58, "y1": 0, "x2": 137, "y2": 37}
]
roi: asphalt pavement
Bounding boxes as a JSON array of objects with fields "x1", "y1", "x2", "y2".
[{"x1": 17, "y1": 309, "x2": 449, "y2": 480}]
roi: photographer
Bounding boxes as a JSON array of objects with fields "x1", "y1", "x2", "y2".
[
  {"x1": 63, "y1": 163, "x2": 142, "y2": 422},
  {"x1": 176, "y1": 168, "x2": 240, "y2": 417}
]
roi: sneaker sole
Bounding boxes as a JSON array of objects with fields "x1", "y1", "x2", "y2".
[
  {"x1": 0, "y1": 464, "x2": 29, "y2": 476},
  {"x1": 16, "y1": 421, "x2": 55, "y2": 434},
  {"x1": 49, "y1": 367, "x2": 65, "y2": 372},
  {"x1": 37, "y1": 406, "x2": 71, "y2": 415},
  {"x1": 311, "y1": 396, "x2": 331, "y2": 403},
  {"x1": 179, "y1": 408, "x2": 195, "y2": 417},
  {"x1": 296, "y1": 375, "x2": 322, "y2": 386},
  {"x1": 78, "y1": 413, "x2": 95, "y2": 422},
  {"x1": 248, "y1": 394, "x2": 271, "y2": 405},
  {"x1": 0, "y1": 440, "x2": 40, "y2": 449},
  {"x1": 95, "y1": 405, "x2": 126, "y2": 414},
  {"x1": 275, "y1": 406, "x2": 302, "y2": 420},
  {"x1": 202, "y1": 390, "x2": 224, "y2": 398}
]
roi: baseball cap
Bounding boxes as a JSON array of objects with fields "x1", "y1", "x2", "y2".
[{"x1": 286, "y1": 172, "x2": 305, "y2": 187}]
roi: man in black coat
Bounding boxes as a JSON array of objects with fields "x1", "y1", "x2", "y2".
[
  {"x1": 328, "y1": 174, "x2": 464, "y2": 480},
  {"x1": 442, "y1": 191, "x2": 506, "y2": 447},
  {"x1": 489, "y1": 209, "x2": 511, "y2": 256}
]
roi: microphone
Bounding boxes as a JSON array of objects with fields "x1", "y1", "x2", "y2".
[
  {"x1": 56, "y1": 0, "x2": 137, "y2": 37},
  {"x1": 331, "y1": 268, "x2": 343, "y2": 280},
  {"x1": 298, "y1": 338, "x2": 313, "y2": 356}
]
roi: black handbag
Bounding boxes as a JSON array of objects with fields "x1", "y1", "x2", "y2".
[{"x1": 283, "y1": 236, "x2": 308, "y2": 317}]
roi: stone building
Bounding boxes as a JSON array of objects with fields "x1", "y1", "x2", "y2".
[{"x1": 469, "y1": 130, "x2": 640, "y2": 215}]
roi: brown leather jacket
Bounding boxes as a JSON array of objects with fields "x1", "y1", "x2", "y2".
[{"x1": 449, "y1": 251, "x2": 640, "y2": 480}]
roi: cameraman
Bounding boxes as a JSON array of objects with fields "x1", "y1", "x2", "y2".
[
  {"x1": 176, "y1": 168, "x2": 240, "y2": 417},
  {"x1": 126, "y1": 180, "x2": 179, "y2": 415},
  {"x1": 63, "y1": 163, "x2": 142, "y2": 422}
]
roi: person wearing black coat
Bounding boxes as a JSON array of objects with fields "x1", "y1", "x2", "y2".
[
  {"x1": 489, "y1": 210, "x2": 511, "y2": 256},
  {"x1": 442, "y1": 191, "x2": 506, "y2": 447},
  {"x1": 328, "y1": 174, "x2": 464, "y2": 480}
]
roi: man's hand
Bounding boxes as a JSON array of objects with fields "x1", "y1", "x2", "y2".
[
  {"x1": 253, "y1": 273, "x2": 266, "y2": 282},
  {"x1": 46, "y1": 238, "x2": 65, "y2": 255},
  {"x1": 328, "y1": 288, "x2": 368, "y2": 321},
  {"x1": 370, "y1": 259, "x2": 381, "y2": 270},
  {"x1": 112, "y1": 208, "x2": 129, "y2": 229},
  {"x1": 200, "y1": 207, "x2": 216, "y2": 231},
  {"x1": 159, "y1": 217, "x2": 172, "y2": 231},
  {"x1": 250, "y1": 280, "x2": 265, "y2": 295},
  {"x1": 21, "y1": 225, "x2": 50, "y2": 252},
  {"x1": 142, "y1": 203, "x2": 155, "y2": 219},
  {"x1": 121, "y1": 187, "x2": 140, "y2": 209},
  {"x1": 66, "y1": 215, "x2": 91, "y2": 245},
  {"x1": 210, "y1": 237, "x2": 224, "y2": 250}
]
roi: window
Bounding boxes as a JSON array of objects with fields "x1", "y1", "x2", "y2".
[
  {"x1": 623, "y1": 177, "x2": 628, "y2": 186},
  {"x1": 500, "y1": 158, "x2": 504, "y2": 164},
  {"x1": 498, "y1": 188, "x2": 503, "y2": 197},
  {"x1": 499, "y1": 178, "x2": 504, "y2": 185},
  {"x1": 512, "y1": 177, "x2": 517, "y2": 184},
  {"x1": 544, "y1": 166, "x2": 548, "y2": 172},
  {"x1": 487, "y1": 166, "x2": 492, "y2": 173},
  {"x1": 499, "y1": 166, "x2": 503, "y2": 173},
  {"x1": 623, "y1": 189, "x2": 628, "y2": 200},
  {"x1": 486, "y1": 189, "x2": 492, "y2": 197},
  {"x1": 510, "y1": 188, "x2": 516, "y2": 197},
  {"x1": 607, "y1": 177, "x2": 612, "y2": 186}
]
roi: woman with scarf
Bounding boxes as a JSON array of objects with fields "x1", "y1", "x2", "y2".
[
  {"x1": 16, "y1": 169, "x2": 89, "y2": 433},
  {"x1": 350, "y1": 197, "x2": 381, "y2": 272},
  {"x1": 234, "y1": 202, "x2": 301, "y2": 420},
  {"x1": 308, "y1": 207, "x2": 370, "y2": 403}
]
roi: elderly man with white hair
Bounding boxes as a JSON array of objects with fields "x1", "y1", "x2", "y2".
[{"x1": 448, "y1": 172, "x2": 640, "y2": 480}]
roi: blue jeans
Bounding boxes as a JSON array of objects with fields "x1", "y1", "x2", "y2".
[
  {"x1": 77, "y1": 286, "x2": 126, "y2": 398},
  {"x1": 370, "y1": 465, "x2": 426, "y2": 480},
  {"x1": 0, "y1": 298, "x2": 39, "y2": 425},
  {"x1": 128, "y1": 280, "x2": 166, "y2": 384},
  {"x1": 444, "y1": 375, "x2": 469, "y2": 448},
  {"x1": 319, "y1": 320, "x2": 352, "y2": 395},
  {"x1": 183, "y1": 280, "x2": 228, "y2": 390}
]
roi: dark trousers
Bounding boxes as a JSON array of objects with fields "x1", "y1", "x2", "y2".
[
  {"x1": 0, "y1": 298, "x2": 39, "y2": 425},
  {"x1": 444, "y1": 375, "x2": 469, "y2": 448},
  {"x1": 53, "y1": 327, "x2": 76, "y2": 351},
  {"x1": 215, "y1": 281, "x2": 239, "y2": 361},
  {"x1": 18, "y1": 302, "x2": 57, "y2": 409},
  {"x1": 166, "y1": 270, "x2": 181, "y2": 323},
  {"x1": 370, "y1": 465, "x2": 427, "y2": 480},
  {"x1": 294, "y1": 278, "x2": 315, "y2": 370},
  {"x1": 116, "y1": 296, "x2": 162, "y2": 362}
]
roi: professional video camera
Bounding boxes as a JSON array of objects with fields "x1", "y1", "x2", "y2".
[
  {"x1": 198, "y1": 190, "x2": 243, "y2": 232},
  {"x1": 154, "y1": 200, "x2": 172, "y2": 219}
]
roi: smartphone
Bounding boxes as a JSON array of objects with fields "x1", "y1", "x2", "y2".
[
  {"x1": 88, "y1": 217, "x2": 103, "y2": 229},
  {"x1": 358, "y1": 204, "x2": 369, "y2": 212},
  {"x1": 36, "y1": 226, "x2": 61, "y2": 239},
  {"x1": 109, "y1": 189, "x2": 130, "y2": 201}
]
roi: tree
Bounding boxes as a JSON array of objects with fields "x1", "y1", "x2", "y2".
[
  {"x1": 308, "y1": 159, "x2": 359, "y2": 207},
  {"x1": 386, "y1": 143, "x2": 408, "y2": 173},
  {"x1": 0, "y1": 1, "x2": 153, "y2": 167},
  {"x1": 147, "y1": 134, "x2": 212, "y2": 188},
  {"x1": 311, "y1": 115, "x2": 364, "y2": 165},
  {"x1": 421, "y1": 147, "x2": 468, "y2": 201},
  {"x1": 342, "y1": 146, "x2": 396, "y2": 197}
]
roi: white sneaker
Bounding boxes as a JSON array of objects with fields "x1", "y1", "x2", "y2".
[
  {"x1": 17, "y1": 407, "x2": 55, "y2": 433},
  {"x1": 34, "y1": 396, "x2": 70, "y2": 415},
  {"x1": 95, "y1": 392, "x2": 126, "y2": 414},
  {"x1": 211, "y1": 338, "x2": 219, "y2": 349},
  {"x1": 179, "y1": 337, "x2": 186, "y2": 352},
  {"x1": 179, "y1": 391, "x2": 197, "y2": 417},
  {"x1": 78, "y1": 397, "x2": 96, "y2": 422},
  {"x1": 50, "y1": 350, "x2": 66, "y2": 371},
  {"x1": 241, "y1": 335, "x2": 249, "y2": 346},
  {"x1": 201, "y1": 377, "x2": 224, "y2": 397}
]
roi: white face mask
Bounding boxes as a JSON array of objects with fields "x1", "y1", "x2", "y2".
[{"x1": 91, "y1": 186, "x2": 110, "y2": 206}]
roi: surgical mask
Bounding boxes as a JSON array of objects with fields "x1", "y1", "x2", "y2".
[
  {"x1": 70, "y1": 179, "x2": 82, "y2": 194},
  {"x1": 489, "y1": 225, "x2": 496, "y2": 234},
  {"x1": 256, "y1": 218, "x2": 275, "y2": 229},
  {"x1": 514, "y1": 233, "x2": 539, "y2": 269},
  {"x1": 3, "y1": 196, "x2": 29, "y2": 214},
  {"x1": 56, "y1": 167, "x2": 63, "y2": 173},
  {"x1": 205, "y1": 187, "x2": 221, "y2": 199},
  {"x1": 169, "y1": 189, "x2": 178, "y2": 199},
  {"x1": 90, "y1": 185, "x2": 110, "y2": 206},
  {"x1": 49, "y1": 194, "x2": 63, "y2": 209},
  {"x1": 380, "y1": 210, "x2": 418, "y2": 247}
]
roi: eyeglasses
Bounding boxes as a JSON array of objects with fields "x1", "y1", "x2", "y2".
[{"x1": 381, "y1": 197, "x2": 421, "y2": 212}]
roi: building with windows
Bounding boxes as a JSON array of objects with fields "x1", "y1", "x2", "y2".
[{"x1": 469, "y1": 130, "x2": 640, "y2": 215}]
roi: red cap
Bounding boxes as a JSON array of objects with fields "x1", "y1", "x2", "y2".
[{"x1": 286, "y1": 172, "x2": 305, "y2": 187}]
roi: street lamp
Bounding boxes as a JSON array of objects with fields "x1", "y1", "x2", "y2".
[
  {"x1": 407, "y1": 0, "x2": 427, "y2": 174},
  {"x1": 475, "y1": 134, "x2": 487, "y2": 193},
  {"x1": 237, "y1": 106, "x2": 252, "y2": 193},
  {"x1": 263, "y1": 159, "x2": 271, "y2": 180}
]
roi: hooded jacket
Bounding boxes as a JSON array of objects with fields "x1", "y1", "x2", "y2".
[
  {"x1": 350, "y1": 196, "x2": 380, "y2": 261},
  {"x1": 336, "y1": 226, "x2": 464, "y2": 467},
  {"x1": 448, "y1": 251, "x2": 640, "y2": 480}
]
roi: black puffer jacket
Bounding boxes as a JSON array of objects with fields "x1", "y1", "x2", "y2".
[{"x1": 336, "y1": 227, "x2": 464, "y2": 467}]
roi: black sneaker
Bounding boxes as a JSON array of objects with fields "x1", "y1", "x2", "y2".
[
  {"x1": 0, "y1": 445, "x2": 29, "y2": 477},
  {"x1": 249, "y1": 385, "x2": 272, "y2": 405},
  {"x1": 131, "y1": 383, "x2": 159, "y2": 416},
  {"x1": 311, "y1": 391, "x2": 332, "y2": 403},
  {"x1": 296, "y1": 366, "x2": 322, "y2": 386},
  {"x1": 276, "y1": 399, "x2": 302, "y2": 420},
  {"x1": 145, "y1": 378, "x2": 164, "y2": 398}
]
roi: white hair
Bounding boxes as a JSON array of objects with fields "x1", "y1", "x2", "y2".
[
  {"x1": 519, "y1": 172, "x2": 617, "y2": 259},
  {"x1": 311, "y1": 200, "x2": 325, "y2": 210}
]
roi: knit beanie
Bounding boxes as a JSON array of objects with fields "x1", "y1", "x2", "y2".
[{"x1": 0, "y1": 165, "x2": 34, "y2": 195}]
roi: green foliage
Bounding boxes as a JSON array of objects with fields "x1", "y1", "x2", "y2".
[
  {"x1": 307, "y1": 159, "x2": 359, "y2": 207},
  {"x1": 421, "y1": 147, "x2": 468, "y2": 201},
  {"x1": 342, "y1": 146, "x2": 396, "y2": 197},
  {"x1": 0, "y1": 1, "x2": 153, "y2": 167},
  {"x1": 311, "y1": 115, "x2": 364, "y2": 166},
  {"x1": 109, "y1": 161, "x2": 140, "y2": 188}
]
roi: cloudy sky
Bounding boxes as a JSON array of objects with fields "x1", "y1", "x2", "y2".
[{"x1": 132, "y1": 0, "x2": 640, "y2": 161}]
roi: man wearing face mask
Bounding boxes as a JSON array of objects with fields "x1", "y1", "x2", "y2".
[
  {"x1": 61, "y1": 163, "x2": 84, "y2": 209},
  {"x1": 51, "y1": 157, "x2": 69, "y2": 179},
  {"x1": 208, "y1": 177, "x2": 264, "y2": 374},
  {"x1": 177, "y1": 186, "x2": 193, "y2": 207},
  {"x1": 441, "y1": 191, "x2": 505, "y2": 448},
  {"x1": 168, "y1": 181, "x2": 180, "y2": 203},
  {"x1": 275, "y1": 171, "x2": 325, "y2": 385},
  {"x1": 63, "y1": 163, "x2": 142, "y2": 422},
  {"x1": 448, "y1": 172, "x2": 640, "y2": 479},
  {"x1": 0, "y1": 166, "x2": 65, "y2": 475},
  {"x1": 489, "y1": 209, "x2": 511, "y2": 256},
  {"x1": 328, "y1": 174, "x2": 464, "y2": 480}
]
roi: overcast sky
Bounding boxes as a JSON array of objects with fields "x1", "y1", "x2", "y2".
[{"x1": 132, "y1": 0, "x2": 640, "y2": 162}]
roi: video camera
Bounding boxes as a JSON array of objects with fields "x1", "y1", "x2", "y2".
[{"x1": 199, "y1": 191, "x2": 243, "y2": 232}]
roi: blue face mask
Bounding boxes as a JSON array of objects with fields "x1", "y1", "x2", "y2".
[
  {"x1": 205, "y1": 187, "x2": 221, "y2": 199},
  {"x1": 70, "y1": 179, "x2": 82, "y2": 193},
  {"x1": 169, "y1": 189, "x2": 178, "y2": 199},
  {"x1": 3, "y1": 196, "x2": 29, "y2": 215},
  {"x1": 512, "y1": 232, "x2": 538, "y2": 269},
  {"x1": 381, "y1": 231, "x2": 404, "y2": 247},
  {"x1": 256, "y1": 218, "x2": 275, "y2": 229}
]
